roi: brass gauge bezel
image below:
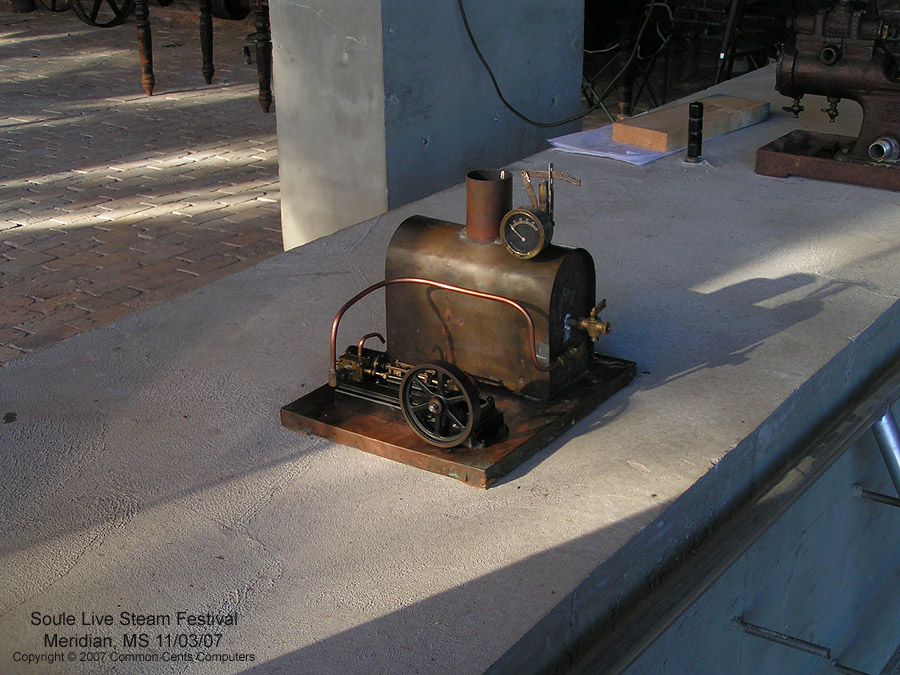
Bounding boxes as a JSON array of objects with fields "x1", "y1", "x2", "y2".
[{"x1": 499, "y1": 207, "x2": 554, "y2": 259}]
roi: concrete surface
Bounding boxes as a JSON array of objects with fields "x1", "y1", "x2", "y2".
[
  {"x1": 2, "y1": 65, "x2": 900, "y2": 674},
  {"x1": 0, "y1": 6, "x2": 281, "y2": 366},
  {"x1": 271, "y1": 0, "x2": 582, "y2": 249}
]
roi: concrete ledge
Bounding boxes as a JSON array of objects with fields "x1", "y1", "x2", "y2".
[{"x1": 489, "y1": 305, "x2": 900, "y2": 673}]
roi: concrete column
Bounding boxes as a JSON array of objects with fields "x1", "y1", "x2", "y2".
[{"x1": 270, "y1": 0, "x2": 583, "y2": 250}]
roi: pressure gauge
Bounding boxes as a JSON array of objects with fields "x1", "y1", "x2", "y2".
[{"x1": 499, "y1": 207, "x2": 554, "y2": 259}]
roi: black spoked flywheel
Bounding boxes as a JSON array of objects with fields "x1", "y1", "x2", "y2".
[
  {"x1": 400, "y1": 361, "x2": 480, "y2": 449},
  {"x1": 71, "y1": 0, "x2": 135, "y2": 27}
]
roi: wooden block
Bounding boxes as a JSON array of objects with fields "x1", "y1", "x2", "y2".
[{"x1": 611, "y1": 96, "x2": 770, "y2": 152}]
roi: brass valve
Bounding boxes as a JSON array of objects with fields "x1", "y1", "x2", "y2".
[
  {"x1": 568, "y1": 299, "x2": 611, "y2": 341},
  {"x1": 782, "y1": 96, "x2": 804, "y2": 118}
]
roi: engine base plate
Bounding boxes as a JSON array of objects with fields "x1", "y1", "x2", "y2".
[{"x1": 280, "y1": 354, "x2": 636, "y2": 488}]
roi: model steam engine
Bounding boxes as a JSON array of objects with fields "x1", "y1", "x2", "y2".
[
  {"x1": 756, "y1": 0, "x2": 900, "y2": 189},
  {"x1": 281, "y1": 166, "x2": 635, "y2": 487}
]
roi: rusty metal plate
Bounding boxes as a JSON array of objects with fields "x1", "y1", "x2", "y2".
[
  {"x1": 281, "y1": 354, "x2": 636, "y2": 488},
  {"x1": 755, "y1": 130, "x2": 900, "y2": 191}
]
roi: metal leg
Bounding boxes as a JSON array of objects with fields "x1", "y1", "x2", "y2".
[
  {"x1": 873, "y1": 407, "x2": 900, "y2": 497},
  {"x1": 616, "y1": 0, "x2": 641, "y2": 117},
  {"x1": 135, "y1": 0, "x2": 155, "y2": 95},
  {"x1": 254, "y1": 0, "x2": 272, "y2": 113},
  {"x1": 715, "y1": 0, "x2": 746, "y2": 84},
  {"x1": 200, "y1": 0, "x2": 214, "y2": 84}
]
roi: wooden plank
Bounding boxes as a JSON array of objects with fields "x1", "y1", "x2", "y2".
[{"x1": 611, "y1": 95, "x2": 770, "y2": 152}]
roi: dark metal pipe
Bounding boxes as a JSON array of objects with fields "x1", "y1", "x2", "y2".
[
  {"x1": 199, "y1": 0, "x2": 214, "y2": 84},
  {"x1": 852, "y1": 484, "x2": 900, "y2": 508},
  {"x1": 715, "y1": 0, "x2": 746, "y2": 84},
  {"x1": 734, "y1": 618, "x2": 831, "y2": 658},
  {"x1": 135, "y1": 0, "x2": 155, "y2": 95},
  {"x1": 686, "y1": 101, "x2": 703, "y2": 163}
]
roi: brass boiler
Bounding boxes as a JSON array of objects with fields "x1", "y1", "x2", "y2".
[
  {"x1": 384, "y1": 170, "x2": 597, "y2": 402},
  {"x1": 776, "y1": 1, "x2": 900, "y2": 162}
]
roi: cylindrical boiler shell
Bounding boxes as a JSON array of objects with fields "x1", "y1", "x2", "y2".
[{"x1": 385, "y1": 215, "x2": 596, "y2": 401}]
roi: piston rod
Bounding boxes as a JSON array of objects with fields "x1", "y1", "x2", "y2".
[{"x1": 872, "y1": 407, "x2": 900, "y2": 497}]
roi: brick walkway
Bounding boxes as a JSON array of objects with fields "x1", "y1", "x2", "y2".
[{"x1": 0, "y1": 4, "x2": 281, "y2": 366}]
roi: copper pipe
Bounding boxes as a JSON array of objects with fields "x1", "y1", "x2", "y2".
[
  {"x1": 357, "y1": 332, "x2": 385, "y2": 355},
  {"x1": 330, "y1": 277, "x2": 559, "y2": 384}
]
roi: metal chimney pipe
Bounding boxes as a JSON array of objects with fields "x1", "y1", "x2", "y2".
[{"x1": 465, "y1": 169, "x2": 512, "y2": 243}]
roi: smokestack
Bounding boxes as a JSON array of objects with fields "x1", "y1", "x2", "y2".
[{"x1": 465, "y1": 169, "x2": 512, "y2": 243}]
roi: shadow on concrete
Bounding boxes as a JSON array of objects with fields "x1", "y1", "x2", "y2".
[
  {"x1": 493, "y1": 275, "x2": 855, "y2": 485},
  {"x1": 235, "y1": 504, "x2": 665, "y2": 675},
  {"x1": 635, "y1": 274, "x2": 855, "y2": 388}
]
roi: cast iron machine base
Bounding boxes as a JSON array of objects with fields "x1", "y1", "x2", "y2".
[
  {"x1": 756, "y1": 129, "x2": 900, "y2": 191},
  {"x1": 755, "y1": 2, "x2": 900, "y2": 190}
]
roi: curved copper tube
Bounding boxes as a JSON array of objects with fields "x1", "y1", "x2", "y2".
[
  {"x1": 357, "y1": 332, "x2": 385, "y2": 356},
  {"x1": 329, "y1": 277, "x2": 559, "y2": 382}
]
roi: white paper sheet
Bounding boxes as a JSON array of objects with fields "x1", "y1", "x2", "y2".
[{"x1": 548, "y1": 124, "x2": 681, "y2": 166}]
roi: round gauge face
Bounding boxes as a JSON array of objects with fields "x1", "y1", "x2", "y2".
[{"x1": 500, "y1": 209, "x2": 553, "y2": 259}]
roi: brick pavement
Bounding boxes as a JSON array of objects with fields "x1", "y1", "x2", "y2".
[{"x1": 0, "y1": 3, "x2": 282, "y2": 365}]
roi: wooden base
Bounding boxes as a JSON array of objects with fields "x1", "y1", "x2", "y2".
[
  {"x1": 755, "y1": 130, "x2": 900, "y2": 191},
  {"x1": 281, "y1": 355, "x2": 636, "y2": 488},
  {"x1": 612, "y1": 95, "x2": 769, "y2": 152}
]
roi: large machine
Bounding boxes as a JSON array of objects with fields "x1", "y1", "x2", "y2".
[
  {"x1": 756, "y1": 0, "x2": 900, "y2": 189},
  {"x1": 281, "y1": 167, "x2": 635, "y2": 487}
]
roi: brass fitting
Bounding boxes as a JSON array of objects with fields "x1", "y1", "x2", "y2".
[{"x1": 568, "y1": 300, "x2": 612, "y2": 341}]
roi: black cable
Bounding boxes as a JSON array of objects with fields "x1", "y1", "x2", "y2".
[{"x1": 456, "y1": 0, "x2": 657, "y2": 128}]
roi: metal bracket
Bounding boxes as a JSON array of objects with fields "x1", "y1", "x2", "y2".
[
  {"x1": 518, "y1": 163, "x2": 581, "y2": 217},
  {"x1": 734, "y1": 618, "x2": 830, "y2": 658},
  {"x1": 734, "y1": 618, "x2": 871, "y2": 674}
]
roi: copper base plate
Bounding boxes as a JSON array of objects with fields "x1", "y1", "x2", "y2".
[
  {"x1": 281, "y1": 354, "x2": 636, "y2": 488},
  {"x1": 755, "y1": 129, "x2": 900, "y2": 191}
]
